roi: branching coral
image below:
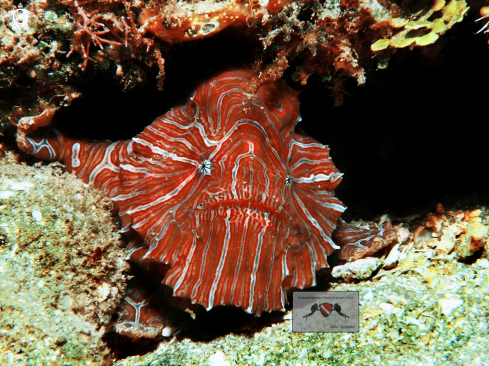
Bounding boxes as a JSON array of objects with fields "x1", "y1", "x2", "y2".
[{"x1": 65, "y1": 1, "x2": 123, "y2": 71}]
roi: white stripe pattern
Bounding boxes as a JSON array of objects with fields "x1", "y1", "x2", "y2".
[{"x1": 21, "y1": 70, "x2": 347, "y2": 315}]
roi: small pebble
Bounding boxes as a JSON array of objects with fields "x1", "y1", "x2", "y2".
[{"x1": 31, "y1": 210, "x2": 42, "y2": 222}]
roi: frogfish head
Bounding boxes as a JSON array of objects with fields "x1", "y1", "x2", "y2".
[{"x1": 116, "y1": 70, "x2": 346, "y2": 314}]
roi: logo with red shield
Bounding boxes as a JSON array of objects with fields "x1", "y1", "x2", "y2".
[{"x1": 303, "y1": 302, "x2": 349, "y2": 321}]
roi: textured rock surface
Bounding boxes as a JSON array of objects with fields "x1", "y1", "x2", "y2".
[
  {"x1": 0, "y1": 152, "x2": 129, "y2": 365},
  {"x1": 331, "y1": 257, "x2": 381, "y2": 280}
]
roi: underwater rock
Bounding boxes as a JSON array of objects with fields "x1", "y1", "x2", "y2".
[
  {"x1": 411, "y1": 205, "x2": 489, "y2": 260},
  {"x1": 0, "y1": 152, "x2": 128, "y2": 365},
  {"x1": 0, "y1": 0, "x2": 473, "y2": 131},
  {"x1": 331, "y1": 257, "x2": 381, "y2": 281}
]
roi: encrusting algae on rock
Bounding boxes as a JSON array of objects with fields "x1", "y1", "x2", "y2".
[
  {"x1": 0, "y1": 150, "x2": 129, "y2": 365},
  {"x1": 0, "y1": 0, "x2": 472, "y2": 131},
  {"x1": 370, "y1": 0, "x2": 469, "y2": 51}
]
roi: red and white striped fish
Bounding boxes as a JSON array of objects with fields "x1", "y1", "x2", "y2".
[{"x1": 18, "y1": 70, "x2": 347, "y2": 319}]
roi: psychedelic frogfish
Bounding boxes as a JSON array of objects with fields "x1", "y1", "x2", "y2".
[{"x1": 18, "y1": 70, "x2": 399, "y2": 337}]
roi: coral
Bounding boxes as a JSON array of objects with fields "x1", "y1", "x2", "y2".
[
  {"x1": 371, "y1": 0, "x2": 469, "y2": 51},
  {"x1": 138, "y1": 0, "x2": 255, "y2": 43},
  {"x1": 410, "y1": 205, "x2": 489, "y2": 260},
  {"x1": 0, "y1": 0, "x2": 161, "y2": 131},
  {"x1": 0, "y1": 0, "x2": 471, "y2": 132},
  {"x1": 65, "y1": 1, "x2": 123, "y2": 71},
  {"x1": 0, "y1": 151, "x2": 129, "y2": 364},
  {"x1": 131, "y1": 0, "x2": 471, "y2": 102},
  {"x1": 0, "y1": 0, "x2": 80, "y2": 130}
]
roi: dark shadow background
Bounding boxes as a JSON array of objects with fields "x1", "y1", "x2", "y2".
[{"x1": 300, "y1": 22, "x2": 489, "y2": 221}]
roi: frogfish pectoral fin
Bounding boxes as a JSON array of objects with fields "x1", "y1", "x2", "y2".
[
  {"x1": 333, "y1": 217, "x2": 409, "y2": 262},
  {"x1": 16, "y1": 109, "x2": 132, "y2": 198}
]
